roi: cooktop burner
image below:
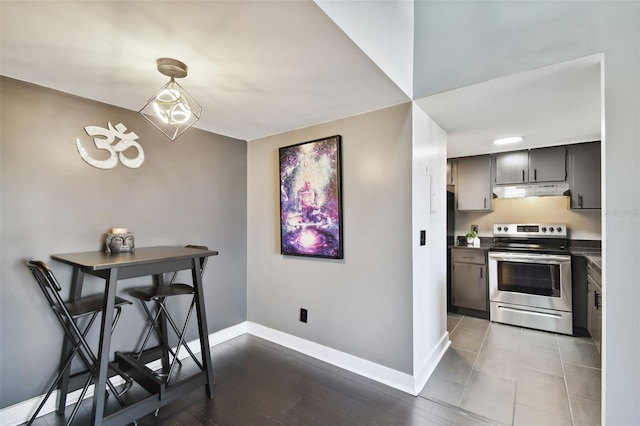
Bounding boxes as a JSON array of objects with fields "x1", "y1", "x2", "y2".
[{"x1": 490, "y1": 223, "x2": 569, "y2": 255}]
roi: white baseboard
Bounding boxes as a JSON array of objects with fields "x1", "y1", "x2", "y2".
[
  {"x1": 1, "y1": 321, "x2": 447, "y2": 425},
  {"x1": 0, "y1": 322, "x2": 247, "y2": 426},
  {"x1": 412, "y1": 331, "x2": 451, "y2": 395},
  {"x1": 246, "y1": 322, "x2": 418, "y2": 395}
]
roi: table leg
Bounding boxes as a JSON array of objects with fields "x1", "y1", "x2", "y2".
[
  {"x1": 154, "y1": 273, "x2": 171, "y2": 372},
  {"x1": 58, "y1": 268, "x2": 85, "y2": 413},
  {"x1": 192, "y1": 257, "x2": 215, "y2": 398},
  {"x1": 91, "y1": 267, "x2": 119, "y2": 425}
]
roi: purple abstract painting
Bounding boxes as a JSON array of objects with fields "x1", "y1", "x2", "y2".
[{"x1": 279, "y1": 135, "x2": 343, "y2": 259}]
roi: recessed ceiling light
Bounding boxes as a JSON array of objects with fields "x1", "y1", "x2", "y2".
[{"x1": 493, "y1": 136, "x2": 524, "y2": 145}]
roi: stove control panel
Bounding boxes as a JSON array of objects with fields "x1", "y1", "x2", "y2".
[{"x1": 493, "y1": 223, "x2": 567, "y2": 238}]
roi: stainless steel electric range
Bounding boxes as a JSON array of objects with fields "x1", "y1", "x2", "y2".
[{"x1": 488, "y1": 223, "x2": 573, "y2": 335}]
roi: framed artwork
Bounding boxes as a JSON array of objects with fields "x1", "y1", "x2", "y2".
[{"x1": 279, "y1": 135, "x2": 343, "y2": 259}]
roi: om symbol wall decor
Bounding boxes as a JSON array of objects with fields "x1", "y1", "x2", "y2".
[{"x1": 76, "y1": 122, "x2": 145, "y2": 169}]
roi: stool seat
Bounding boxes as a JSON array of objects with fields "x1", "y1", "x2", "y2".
[
  {"x1": 128, "y1": 283, "x2": 194, "y2": 301},
  {"x1": 53, "y1": 294, "x2": 131, "y2": 318}
]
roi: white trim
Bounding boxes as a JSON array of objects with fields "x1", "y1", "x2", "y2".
[
  {"x1": 412, "y1": 332, "x2": 450, "y2": 395},
  {"x1": 0, "y1": 322, "x2": 247, "y2": 426},
  {"x1": 246, "y1": 321, "x2": 418, "y2": 395}
]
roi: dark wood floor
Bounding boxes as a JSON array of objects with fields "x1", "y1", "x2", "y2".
[{"x1": 29, "y1": 335, "x2": 496, "y2": 425}]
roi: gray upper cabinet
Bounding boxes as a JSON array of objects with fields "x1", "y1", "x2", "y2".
[
  {"x1": 529, "y1": 146, "x2": 567, "y2": 182},
  {"x1": 456, "y1": 155, "x2": 492, "y2": 211},
  {"x1": 495, "y1": 151, "x2": 529, "y2": 184},
  {"x1": 570, "y1": 141, "x2": 601, "y2": 209},
  {"x1": 495, "y1": 146, "x2": 567, "y2": 184}
]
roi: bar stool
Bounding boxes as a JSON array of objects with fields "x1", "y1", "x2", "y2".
[
  {"x1": 26, "y1": 259, "x2": 133, "y2": 426},
  {"x1": 127, "y1": 245, "x2": 209, "y2": 382}
]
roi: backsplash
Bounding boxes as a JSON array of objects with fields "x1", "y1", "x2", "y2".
[{"x1": 455, "y1": 196, "x2": 601, "y2": 240}]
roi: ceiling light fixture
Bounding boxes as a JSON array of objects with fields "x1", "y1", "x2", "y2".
[
  {"x1": 493, "y1": 136, "x2": 524, "y2": 145},
  {"x1": 139, "y1": 58, "x2": 202, "y2": 141}
]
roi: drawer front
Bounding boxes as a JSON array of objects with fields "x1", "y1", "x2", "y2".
[{"x1": 452, "y1": 249, "x2": 486, "y2": 265}]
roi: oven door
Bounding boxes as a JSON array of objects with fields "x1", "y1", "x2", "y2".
[{"x1": 488, "y1": 252, "x2": 572, "y2": 312}]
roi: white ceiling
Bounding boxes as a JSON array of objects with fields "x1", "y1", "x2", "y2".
[
  {"x1": 1, "y1": 1, "x2": 601, "y2": 151},
  {"x1": 416, "y1": 55, "x2": 602, "y2": 158}
]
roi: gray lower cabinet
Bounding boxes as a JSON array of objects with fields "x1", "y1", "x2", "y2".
[
  {"x1": 587, "y1": 261, "x2": 602, "y2": 355},
  {"x1": 456, "y1": 155, "x2": 492, "y2": 211},
  {"x1": 570, "y1": 141, "x2": 601, "y2": 209},
  {"x1": 451, "y1": 248, "x2": 488, "y2": 312}
]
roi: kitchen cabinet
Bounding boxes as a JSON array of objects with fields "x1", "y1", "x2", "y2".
[
  {"x1": 495, "y1": 146, "x2": 567, "y2": 184},
  {"x1": 571, "y1": 255, "x2": 588, "y2": 332},
  {"x1": 587, "y1": 260, "x2": 602, "y2": 355},
  {"x1": 570, "y1": 141, "x2": 601, "y2": 209},
  {"x1": 451, "y1": 248, "x2": 488, "y2": 312},
  {"x1": 456, "y1": 155, "x2": 492, "y2": 211},
  {"x1": 446, "y1": 159, "x2": 456, "y2": 186}
]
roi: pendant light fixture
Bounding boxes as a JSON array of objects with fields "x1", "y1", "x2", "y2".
[{"x1": 139, "y1": 58, "x2": 202, "y2": 141}]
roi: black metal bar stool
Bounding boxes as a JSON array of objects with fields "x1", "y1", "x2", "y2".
[
  {"x1": 26, "y1": 259, "x2": 133, "y2": 426},
  {"x1": 127, "y1": 245, "x2": 209, "y2": 382}
]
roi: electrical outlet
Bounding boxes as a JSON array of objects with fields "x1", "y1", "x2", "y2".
[
  {"x1": 420, "y1": 230, "x2": 426, "y2": 246},
  {"x1": 471, "y1": 224, "x2": 478, "y2": 233},
  {"x1": 300, "y1": 308, "x2": 308, "y2": 323}
]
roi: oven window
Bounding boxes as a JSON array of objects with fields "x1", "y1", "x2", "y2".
[{"x1": 497, "y1": 261, "x2": 561, "y2": 297}]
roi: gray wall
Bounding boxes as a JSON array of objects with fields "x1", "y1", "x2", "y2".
[
  {"x1": 414, "y1": 2, "x2": 640, "y2": 423},
  {"x1": 247, "y1": 103, "x2": 414, "y2": 373},
  {"x1": 0, "y1": 77, "x2": 248, "y2": 408}
]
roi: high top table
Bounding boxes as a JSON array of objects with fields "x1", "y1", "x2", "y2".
[{"x1": 51, "y1": 246, "x2": 218, "y2": 425}]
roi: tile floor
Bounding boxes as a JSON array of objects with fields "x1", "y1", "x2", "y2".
[{"x1": 420, "y1": 313, "x2": 601, "y2": 426}]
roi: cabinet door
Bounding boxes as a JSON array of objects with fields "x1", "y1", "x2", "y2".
[
  {"x1": 452, "y1": 262, "x2": 487, "y2": 311},
  {"x1": 456, "y1": 155, "x2": 492, "y2": 211},
  {"x1": 529, "y1": 146, "x2": 567, "y2": 182},
  {"x1": 592, "y1": 282, "x2": 602, "y2": 355},
  {"x1": 495, "y1": 151, "x2": 528, "y2": 184},
  {"x1": 570, "y1": 141, "x2": 601, "y2": 209}
]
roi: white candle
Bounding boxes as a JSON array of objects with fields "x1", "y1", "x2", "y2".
[{"x1": 112, "y1": 228, "x2": 128, "y2": 234}]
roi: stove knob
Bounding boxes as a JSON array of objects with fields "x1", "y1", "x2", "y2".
[
  {"x1": 556, "y1": 227, "x2": 563, "y2": 233},
  {"x1": 497, "y1": 226, "x2": 502, "y2": 232},
  {"x1": 549, "y1": 227, "x2": 555, "y2": 232},
  {"x1": 541, "y1": 227, "x2": 547, "y2": 232},
  {"x1": 503, "y1": 226, "x2": 509, "y2": 232}
]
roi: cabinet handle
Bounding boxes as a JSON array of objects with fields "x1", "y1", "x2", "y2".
[
  {"x1": 480, "y1": 268, "x2": 483, "y2": 279},
  {"x1": 522, "y1": 170, "x2": 525, "y2": 182},
  {"x1": 534, "y1": 169, "x2": 537, "y2": 181},
  {"x1": 594, "y1": 290, "x2": 600, "y2": 309},
  {"x1": 484, "y1": 197, "x2": 487, "y2": 209},
  {"x1": 578, "y1": 194, "x2": 583, "y2": 208}
]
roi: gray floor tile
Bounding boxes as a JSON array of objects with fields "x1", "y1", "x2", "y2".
[
  {"x1": 558, "y1": 338, "x2": 601, "y2": 368},
  {"x1": 484, "y1": 323, "x2": 522, "y2": 352},
  {"x1": 447, "y1": 316, "x2": 461, "y2": 333},
  {"x1": 570, "y1": 396, "x2": 602, "y2": 426},
  {"x1": 515, "y1": 366, "x2": 571, "y2": 419},
  {"x1": 513, "y1": 403, "x2": 572, "y2": 426},
  {"x1": 459, "y1": 369, "x2": 516, "y2": 425},
  {"x1": 563, "y1": 362, "x2": 601, "y2": 402},
  {"x1": 433, "y1": 346, "x2": 478, "y2": 385},
  {"x1": 450, "y1": 327, "x2": 486, "y2": 353},
  {"x1": 518, "y1": 343, "x2": 563, "y2": 376},
  {"x1": 420, "y1": 375, "x2": 465, "y2": 406},
  {"x1": 459, "y1": 316, "x2": 490, "y2": 333},
  {"x1": 474, "y1": 343, "x2": 519, "y2": 380},
  {"x1": 521, "y1": 328, "x2": 558, "y2": 348}
]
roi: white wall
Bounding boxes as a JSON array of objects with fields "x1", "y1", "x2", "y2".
[
  {"x1": 247, "y1": 103, "x2": 415, "y2": 374},
  {"x1": 411, "y1": 104, "x2": 449, "y2": 391},
  {"x1": 414, "y1": 2, "x2": 640, "y2": 423}
]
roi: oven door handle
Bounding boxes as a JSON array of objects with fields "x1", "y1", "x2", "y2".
[{"x1": 489, "y1": 253, "x2": 570, "y2": 265}]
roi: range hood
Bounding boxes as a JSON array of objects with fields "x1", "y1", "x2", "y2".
[{"x1": 493, "y1": 182, "x2": 570, "y2": 199}]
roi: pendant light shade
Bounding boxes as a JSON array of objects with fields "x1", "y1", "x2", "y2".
[{"x1": 139, "y1": 58, "x2": 201, "y2": 141}]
